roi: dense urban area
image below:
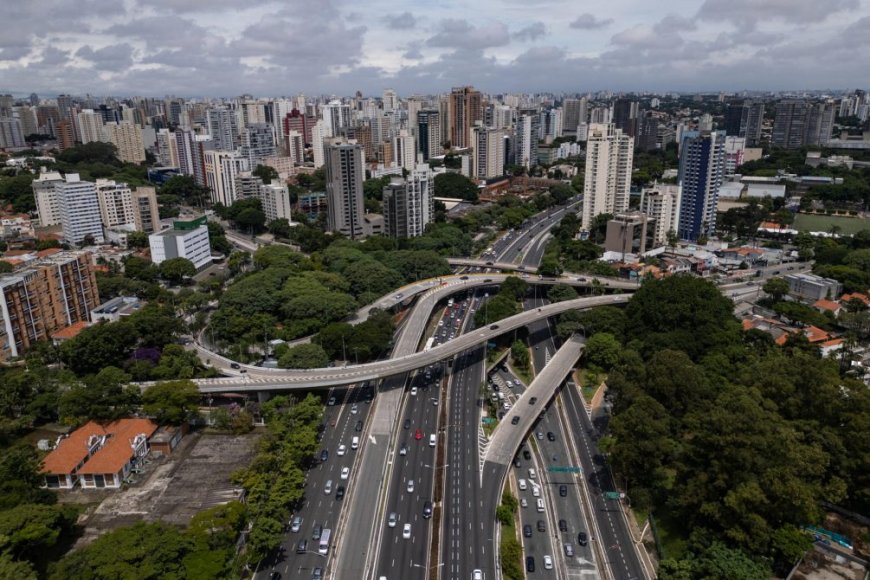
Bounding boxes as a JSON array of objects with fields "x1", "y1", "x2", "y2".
[{"x1": 0, "y1": 82, "x2": 868, "y2": 580}]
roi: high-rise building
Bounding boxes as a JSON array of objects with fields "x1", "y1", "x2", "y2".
[
  {"x1": 155, "y1": 129, "x2": 179, "y2": 167},
  {"x1": 149, "y1": 215, "x2": 212, "y2": 269},
  {"x1": 448, "y1": 86, "x2": 483, "y2": 149},
  {"x1": 612, "y1": 98, "x2": 639, "y2": 137},
  {"x1": 0, "y1": 95, "x2": 14, "y2": 117},
  {"x1": 471, "y1": 124, "x2": 507, "y2": 179},
  {"x1": 132, "y1": 187, "x2": 160, "y2": 233},
  {"x1": 174, "y1": 130, "x2": 208, "y2": 187},
  {"x1": 283, "y1": 108, "x2": 311, "y2": 145},
  {"x1": 562, "y1": 98, "x2": 588, "y2": 134},
  {"x1": 0, "y1": 251, "x2": 98, "y2": 361},
  {"x1": 724, "y1": 100, "x2": 764, "y2": 147},
  {"x1": 259, "y1": 183, "x2": 293, "y2": 223},
  {"x1": 55, "y1": 119, "x2": 75, "y2": 151},
  {"x1": 677, "y1": 131, "x2": 726, "y2": 241},
  {"x1": 540, "y1": 108, "x2": 563, "y2": 139},
  {"x1": 581, "y1": 123, "x2": 633, "y2": 230},
  {"x1": 77, "y1": 109, "x2": 105, "y2": 144},
  {"x1": 393, "y1": 130, "x2": 417, "y2": 172},
  {"x1": 514, "y1": 110, "x2": 540, "y2": 170},
  {"x1": 95, "y1": 179, "x2": 135, "y2": 228},
  {"x1": 0, "y1": 117, "x2": 25, "y2": 148},
  {"x1": 804, "y1": 102, "x2": 836, "y2": 147},
  {"x1": 640, "y1": 183, "x2": 681, "y2": 246},
  {"x1": 311, "y1": 121, "x2": 326, "y2": 169},
  {"x1": 32, "y1": 169, "x2": 66, "y2": 227},
  {"x1": 382, "y1": 89, "x2": 398, "y2": 114},
  {"x1": 104, "y1": 121, "x2": 146, "y2": 163},
  {"x1": 772, "y1": 100, "x2": 810, "y2": 149},
  {"x1": 57, "y1": 174, "x2": 104, "y2": 245},
  {"x1": 15, "y1": 106, "x2": 39, "y2": 138},
  {"x1": 491, "y1": 104, "x2": 513, "y2": 129},
  {"x1": 204, "y1": 150, "x2": 249, "y2": 206},
  {"x1": 286, "y1": 130, "x2": 304, "y2": 166},
  {"x1": 407, "y1": 96, "x2": 425, "y2": 128},
  {"x1": 417, "y1": 110, "x2": 442, "y2": 161},
  {"x1": 382, "y1": 164, "x2": 434, "y2": 239},
  {"x1": 206, "y1": 107, "x2": 240, "y2": 152},
  {"x1": 240, "y1": 123, "x2": 276, "y2": 168},
  {"x1": 325, "y1": 143, "x2": 365, "y2": 239},
  {"x1": 322, "y1": 99, "x2": 351, "y2": 138},
  {"x1": 723, "y1": 136, "x2": 746, "y2": 175}
]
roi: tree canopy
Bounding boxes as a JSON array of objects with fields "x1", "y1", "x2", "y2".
[{"x1": 434, "y1": 172, "x2": 479, "y2": 202}]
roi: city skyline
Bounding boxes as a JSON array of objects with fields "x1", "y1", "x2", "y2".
[{"x1": 1, "y1": 0, "x2": 868, "y2": 97}]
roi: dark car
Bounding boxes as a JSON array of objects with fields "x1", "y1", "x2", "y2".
[
  {"x1": 523, "y1": 449, "x2": 531, "y2": 460},
  {"x1": 355, "y1": 420, "x2": 363, "y2": 432},
  {"x1": 423, "y1": 501, "x2": 433, "y2": 519},
  {"x1": 513, "y1": 456, "x2": 521, "y2": 468},
  {"x1": 403, "y1": 419, "x2": 411, "y2": 430},
  {"x1": 230, "y1": 362, "x2": 241, "y2": 369},
  {"x1": 578, "y1": 531, "x2": 588, "y2": 546},
  {"x1": 537, "y1": 520, "x2": 546, "y2": 532},
  {"x1": 547, "y1": 431, "x2": 556, "y2": 442},
  {"x1": 523, "y1": 524, "x2": 532, "y2": 538},
  {"x1": 296, "y1": 539, "x2": 308, "y2": 554},
  {"x1": 335, "y1": 486, "x2": 345, "y2": 500},
  {"x1": 529, "y1": 397, "x2": 537, "y2": 405},
  {"x1": 270, "y1": 571, "x2": 281, "y2": 580},
  {"x1": 311, "y1": 568, "x2": 323, "y2": 579},
  {"x1": 312, "y1": 525, "x2": 322, "y2": 540},
  {"x1": 559, "y1": 485, "x2": 567, "y2": 497},
  {"x1": 511, "y1": 416, "x2": 520, "y2": 425},
  {"x1": 319, "y1": 450, "x2": 328, "y2": 463},
  {"x1": 559, "y1": 519, "x2": 568, "y2": 532},
  {"x1": 526, "y1": 557, "x2": 535, "y2": 573},
  {"x1": 489, "y1": 324, "x2": 499, "y2": 330},
  {"x1": 460, "y1": 275, "x2": 469, "y2": 280}
]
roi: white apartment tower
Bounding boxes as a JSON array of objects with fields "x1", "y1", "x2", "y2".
[
  {"x1": 206, "y1": 107, "x2": 240, "y2": 152},
  {"x1": 640, "y1": 183, "x2": 682, "y2": 246},
  {"x1": 311, "y1": 121, "x2": 326, "y2": 169},
  {"x1": 57, "y1": 174, "x2": 104, "y2": 245},
  {"x1": 204, "y1": 150, "x2": 250, "y2": 206},
  {"x1": 32, "y1": 169, "x2": 65, "y2": 227},
  {"x1": 95, "y1": 179, "x2": 135, "y2": 228},
  {"x1": 76, "y1": 109, "x2": 104, "y2": 144},
  {"x1": 104, "y1": 121, "x2": 146, "y2": 163},
  {"x1": 393, "y1": 130, "x2": 417, "y2": 172},
  {"x1": 471, "y1": 125, "x2": 507, "y2": 179},
  {"x1": 325, "y1": 143, "x2": 365, "y2": 239},
  {"x1": 383, "y1": 164, "x2": 434, "y2": 239},
  {"x1": 581, "y1": 123, "x2": 634, "y2": 230}
]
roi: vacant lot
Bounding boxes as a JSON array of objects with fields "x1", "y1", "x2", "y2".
[
  {"x1": 67, "y1": 430, "x2": 258, "y2": 546},
  {"x1": 793, "y1": 213, "x2": 868, "y2": 235}
]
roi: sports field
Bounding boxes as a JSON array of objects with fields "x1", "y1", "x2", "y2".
[{"x1": 793, "y1": 213, "x2": 868, "y2": 235}]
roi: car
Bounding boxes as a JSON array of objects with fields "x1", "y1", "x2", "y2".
[
  {"x1": 537, "y1": 520, "x2": 546, "y2": 532},
  {"x1": 511, "y1": 416, "x2": 520, "y2": 425},
  {"x1": 460, "y1": 275, "x2": 469, "y2": 280},
  {"x1": 335, "y1": 486, "x2": 345, "y2": 500},
  {"x1": 320, "y1": 449, "x2": 328, "y2": 463},
  {"x1": 523, "y1": 450, "x2": 531, "y2": 460},
  {"x1": 559, "y1": 519, "x2": 568, "y2": 532},
  {"x1": 544, "y1": 554, "x2": 553, "y2": 570},
  {"x1": 400, "y1": 523, "x2": 413, "y2": 540},
  {"x1": 290, "y1": 516, "x2": 302, "y2": 532},
  {"x1": 578, "y1": 531, "x2": 588, "y2": 546},
  {"x1": 438, "y1": 320, "x2": 444, "y2": 327},
  {"x1": 489, "y1": 324, "x2": 499, "y2": 330},
  {"x1": 526, "y1": 556, "x2": 535, "y2": 572},
  {"x1": 473, "y1": 569, "x2": 483, "y2": 580},
  {"x1": 340, "y1": 466, "x2": 350, "y2": 480},
  {"x1": 337, "y1": 445, "x2": 347, "y2": 456},
  {"x1": 403, "y1": 419, "x2": 411, "y2": 430},
  {"x1": 520, "y1": 498, "x2": 528, "y2": 508},
  {"x1": 423, "y1": 500, "x2": 433, "y2": 519},
  {"x1": 230, "y1": 362, "x2": 241, "y2": 369},
  {"x1": 415, "y1": 428, "x2": 423, "y2": 440},
  {"x1": 410, "y1": 386, "x2": 417, "y2": 395},
  {"x1": 502, "y1": 402, "x2": 511, "y2": 411},
  {"x1": 324, "y1": 480, "x2": 333, "y2": 494},
  {"x1": 311, "y1": 567, "x2": 323, "y2": 579},
  {"x1": 529, "y1": 397, "x2": 537, "y2": 405},
  {"x1": 355, "y1": 420, "x2": 363, "y2": 432},
  {"x1": 528, "y1": 468, "x2": 537, "y2": 480},
  {"x1": 388, "y1": 512, "x2": 398, "y2": 527},
  {"x1": 536, "y1": 431, "x2": 544, "y2": 440},
  {"x1": 239, "y1": 369, "x2": 247, "y2": 374},
  {"x1": 513, "y1": 456, "x2": 521, "y2": 468},
  {"x1": 351, "y1": 404, "x2": 358, "y2": 415},
  {"x1": 312, "y1": 524, "x2": 322, "y2": 540},
  {"x1": 400, "y1": 443, "x2": 408, "y2": 456},
  {"x1": 269, "y1": 571, "x2": 281, "y2": 580},
  {"x1": 564, "y1": 543, "x2": 575, "y2": 557},
  {"x1": 523, "y1": 524, "x2": 532, "y2": 538},
  {"x1": 559, "y1": 485, "x2": 567, "y2": 497},
  {"x1": 296, "y1": 539, "x2": 308, "y2": 554},
  {"x1": 396, "y1": 292, "x2": 404, "y2": 299},
  {"x1": 432, "y1": 398, "x2": 439, "y2": 406},
  {"x1": 407, "y1": 480, "x2": 415, "y2": 493},
  {"x1": 532, "y1": 484, "x2": 540, "y2": 497},
  {"x1": 327, "y1": 396, "x2": 337, "y2": 406},
  {"x1": 547, "y1": 431, "x2": 556, "y2": 441}
]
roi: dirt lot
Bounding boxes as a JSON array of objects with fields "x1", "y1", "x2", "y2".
[{"x1": 61, "y1": 429, "x2": 259, "y2": 546}]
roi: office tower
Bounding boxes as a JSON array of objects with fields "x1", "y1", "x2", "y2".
[
  {"x1": 156, "y1": 129, "x2": 179, "y2": 167},
  {"x1": 640, "y1": 183, "x2": 681, "y2": 246},
  {"x1": 448, "y1": 86, "x2": 483, "y2": 149},
  {"x1": 724, "y1": 100, "x2": 764, "y2": 147},
  {"x1": 149, "y1": 215, "x2": 212, "y2": 269},
  {"x1": 32, "y1": 169, "x2": 65, "y2": 227},
  {"x1": 95, "y1": 104, "x2": 121, "y2": 125},
  {"x1": 0, "y1": 251, "x2": 98, "y2": 361},
  {"x1": 325, "y1": 143, "x2": 365, "y2": 239},
  {"x1": 132, "y1": 187, "x2": 160, "y2": 233},
  {"x1": 241, "y1": 123, "x2": 276, "y2": 168},
  {"x1": 417, "y1": 110, "x2": 442, "y2": 161},
  {"x1": 322, "y1": 99, "x2": 351, "y2": 137},
  {"x1": 347, "y1": 122, "x2": 374, "y2": 160},
  {"x1": 383, "y1": 164, "x2": 434, "y2": 239},
  {"x1": 259, "y1": 183, "x2": 293, "y2": 222},
  {"x1": 206, "y1": 107, "x2": 240, "y2": 152},
  {"x1": 95, "y1": 179, "x2": 135, "y2": 228},
  {"x1": 104, "y1": 121, "x2": 146, "y2": 163},
  {"x1": 539, "y1": 108, "x2": 563, "y2": 140},
  {"x1": 612, "y1": 98, "x2": 639, "y2": 137},
  {"x1": 637, "y1": 113, "x2": 660, "y2": 152},
  {"x1": 174, "y1": 130, "x2": 208, "y2": 187},
  {"x1": 407, "y1": 96, "x2": 425, "y2": 128},
  {"x1": 581, "y1": 123, "x2": 634, "y2": 230},
  {"x1": 677, "y1": 131, "x2": 725, "y2": 241},
  {"x1": 514, "y1": 109, "x2": 540, "y2": 170},
  {"x1": 57, "y1": 174, "x2": 104, "y2": 245},
  {"x1": 311, "y1": 121, "x2": 326, "y2": 169},
  {"x1": 286, "y1": 130, "x2": 304, "y2": 165},
  {"x1": 772, "y1": 100, "x2": 810, "y2": 149},
  {"x1": 393, "y1": 130, "x2": 417, "y2": 171},
  {"x1": 805, "y1": 102, "x2": 836, "y2": 147},
  {"x1": 15, "y1": 106, "x2": 39, "y2": 137},
  {"x1": 283, "y1": 108, "x2": 311, "y2": 146},
  {"x1": 76, "y1": 109, "x2": 105, "y2": 144},
  {"x1": 0, "y1": 117, "x2": 24, "y2": 148},
  {"x1": 562, "y1": 98, "x2": 588, "y2": 133},
  {"x1": 472, "y1": 124, "x2": 507, "y2": 179},
  {"x1": 382, "y1": 89, "x2": 398, "y2": 114},
  {"x1": 204, "y1": 150, "x2": 249, "y2": 206}
]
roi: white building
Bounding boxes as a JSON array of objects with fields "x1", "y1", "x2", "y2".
[
  {"x1": 57, "y1": 174, "x2": 104, "y2": 245},
  {"x1": 148, "y1": 216, "x2": 212, "y2": 269},
  {"x1": 514, "y1": 111, "x2": 539, "y2": 170},
  {"x1": 155, "y1": 129, "x2": 179, "y2": 167},
  {"x1": 640, "y1": 183, "x2": 681, "y2": 246},
  {"x1": 32, "y1": 169, "x2": 65, "y2": 227},
  {"x1": 582, "y1": 123, "x2": 633, "y2": 230},
  {"x1": 325, "y1": 142, "x2": 365, "y2": 239},
  {"x1": 204, "y1": 150, "x2": 249, "y2": 206},
  {"x1": 206, "y1": 107, "x2": 239, "y2": 152},
  {"x1": 393, "y1": 130, "x2": 417, "y2": 172},
  {"x1": 76, "y1": 109, "x2": 105, "y2": 145},
  {"x1": 471, "y1": 125, "x2": 507, "y2": 179},
  {"x1": 311, "y1": 120, "x2": 326, "y2": 169},
  {"x1": 0, "y1": 117, "x2": 25, "y2": 148},
  {"x1": 95, "y1": 179, "x2": 135, "y2": 228},
  {"x1": 104, "y1": 121, "x2": 146, "y2": 163},
  {"x1": 322, "y1": 99, "x2": 351, "y2": 138},
  {"x1": 383, "y1": 164, "x2": 434, "y2": 239},
  {"x1": 260, "y1": 183, "x2": 294, "y2": 223},
  {"x1": 240, "y1": 123, "x2": 276, "y2": 168}
]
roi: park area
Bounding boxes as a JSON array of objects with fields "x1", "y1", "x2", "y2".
[{"x1": 793, "y1": 213, "x2": 868, "y2": 235}]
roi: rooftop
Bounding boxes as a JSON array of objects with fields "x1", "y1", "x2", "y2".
[
  {"x1": 42, "y1": 418, "x2": 158, "y2": 476},
  {"x1": 50, "y1": 321, "x2": 90, "y2": 341}
]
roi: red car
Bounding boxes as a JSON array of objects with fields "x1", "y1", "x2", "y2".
[{"x1": 414, "y1": 429, "x2": 423, "y2": 440}]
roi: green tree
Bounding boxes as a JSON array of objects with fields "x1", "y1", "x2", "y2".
[
  {"x1": 159, "y1": 257, "x2": 196, "y2": 284},
  {"x1": 474, "y1": 294, "x2": 519, "y2": 327},
  {"x1": 584, "y1": 332, "x2": 621, "y2": 371},
  {"x1": 0, "y1": 261, "x2": 12, "y2": 274},
  {"x1": 126, "y1": 231, "x2": 149, "y2": 249},
  {"x1": 0, "y1": 503, "x2": 77, "y2": 565},
  {"x1": 511, "y1": 340, "x2": 530, "y2": 370},
  {"x1": 159, "y1": 175, "x2": 209, "y2": 207},
  {"x1": 142, "y1": 380, "x2": 201, "y2": 425},
  {"x1": 762, "y1": 277, "x2": 790, "y2": 302},
  {"x1": 253, "y1": 164, "x2": 279, "y2": 184},
  {"x1": 60, "y1": 322, "x2": 138, "y2": 375},
  {"x1": 234, "y1": 207, "x2": 266, "y2": 232},
  {"x1": 278, "y1": 343, "x2": 330, "y2": 369},
  {"x1": 434, "y1": 172, "x2": 479, "y2": 201},
  {"x1": 124, "y1": 255, "x2": 159, "y2": 282},
  {"x1": 499, "y1": 276, "x2": 528, "y2": 301},
  {"x1": 58, "y1": 367, "x2": 140, "y2": 424},
  {"x1": 547, "y1": 284, "x2": 578, "y2": 303},
  {"x1": 0, "y1": 553, "x2": 36, "y2": 580}
]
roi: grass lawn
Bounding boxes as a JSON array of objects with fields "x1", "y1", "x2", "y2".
[
  {"x1": 793, "y1": 213, "x2": 868, "y2": 235},
  {"x1": 575, "y1": 368, "x2": 606, "y2": 404}
]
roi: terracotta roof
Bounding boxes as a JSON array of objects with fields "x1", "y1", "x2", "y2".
[
  {"x1": 42, "y1": 418, "x2": 158, "y2": 476},
  {"x1": 0, "y1": 258, "x2": 23, "y2": 267},
  {"x1": 3, "y1": 249, "x2": 31, "y2": 257},
  {"x1": 821, "y1": 338, "x2": 844, "y2": 348},
  {"x1": 36, "y1": 248, "x2": 62, "y2": 258},
  {"x1": 812, "y1": 299, "x2": 842, "y2": 312},
  {"x1": 841, "y1": 293, "x2": 870, "y2": 306},
  {"x1": 42, "y1": 421, "x2": 107, "y2": 475},
  {"x1": 804, "y1": 326, "x2": 830, "y2": 343},
  {"x1": 50, "y1": 321, "x2": 90, "y2": 340}
]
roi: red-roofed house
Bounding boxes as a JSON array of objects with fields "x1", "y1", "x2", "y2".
[
  {"x1": 42, "y1": 418, "x2": 158, "y2": 489},
  {"x1": 841, "y1": 293, "x2": 870, "y2": 308},
  {"x1": 50, "y1": 321, "x2": 90, "y2": 344},
  {"x1": 812, "y1": 299, "x2": 843, "y2": 316}
]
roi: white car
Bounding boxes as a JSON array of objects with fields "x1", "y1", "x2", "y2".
[
  {"x1": 528, "y1": 468, "x2": 537, "y2": 480},
  {"x1": 532, "y1": 484, "x2": 541, "y2": 498},
  {"x1": 388, "y1": 512, "x2": 398, "y2": 528},
  {"x1": 337, "y1": 445, "x2": 347, "y2": 456},
  {"x1": 351, "y1": 404, "x2": 358, "y2": 414},
  {"x1": 340, "y1": 466, "x2": 350, "y2": 480},
  {"x1": 520, "y1": 498, "x2": 528, "y2": 508},
  {"x1": 407, "y1": 480, "x2": 415, "y2": 493},
  {"x1": 402, "y1": 523, "x2": 412, "y2": 539},
  {"x1": 410, "y1": 386, "x2": 418, "y2": 396},
  {"x1": 544, "y1": 555, "x2": 553, "y2": 570}
]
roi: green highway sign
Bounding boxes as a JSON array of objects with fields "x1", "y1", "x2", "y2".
[
  {"x1": 604, "y1": 491, "x2": 623, "y2": 500},
  {"x1": 547, "y1": 466, "x2": 582, "y2": 473},
  {"x1": 482, "y1": 418, "x2": 497, "y2": 424}
]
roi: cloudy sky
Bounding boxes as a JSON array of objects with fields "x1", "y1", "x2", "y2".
[{"x1": 1, "y1": 0, "x2": 867, "y2": 97}]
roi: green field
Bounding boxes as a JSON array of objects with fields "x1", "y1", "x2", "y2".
[{"x1": 793, "y1": 213, "x2": 868, "y2": 235}]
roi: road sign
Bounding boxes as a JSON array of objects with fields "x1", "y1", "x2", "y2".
[
  {"x1": 547, "y1": 466, "x2": 581, "y2": 473},
  {"x1": 482, "y1": 418, "x2": 496, "y2": 424},
  {"x1": 604, "y1": 491, "x2": 623, "y2": 500}
]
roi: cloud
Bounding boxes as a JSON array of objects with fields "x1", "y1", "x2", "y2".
[
  {"x1": 75, "y1": 43, "x2": 135, "y2": 69},
  {"x1": 426, "y1": 19, "x2": 510, "y2": 50},
  {"x1": 513, "y1": 22, "x2": 547, "y2": 42},
  {"x1": 570, "y1": 13, "x2": 613, "y2": 30},
  {"x1": 698, "y1": 0, "x2": 859, "y2": 29},
  {"x1": 384, "y1": 12, "x2": 417, "y2": 30}
]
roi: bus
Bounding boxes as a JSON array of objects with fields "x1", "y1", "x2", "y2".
[{"x1": 319, "y1": 528, "x2": 331, "y2": 554}]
